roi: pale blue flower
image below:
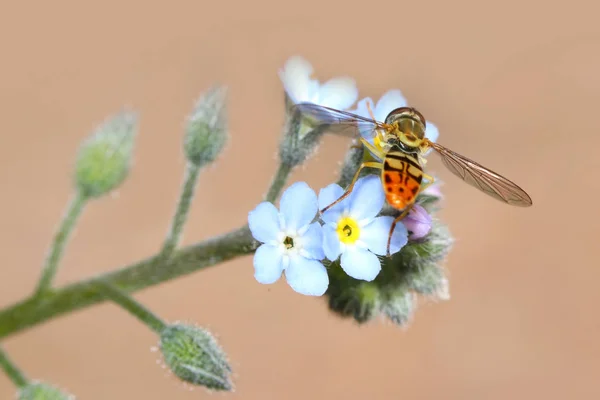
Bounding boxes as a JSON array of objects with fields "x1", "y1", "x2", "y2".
[
  {"x1": 248, "y1": 182, "x2": 328, "y2": 296},
  {"x1": 349, "y1": 89, "x2": 440, "y2": 151},
  {"x1": 318, "y1": 175, "x2": 408, "y2": 281},
  {"x1": 279, "y1": 56, "x2": 358, "y2": 110}
]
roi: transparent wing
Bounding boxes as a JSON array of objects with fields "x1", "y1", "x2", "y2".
[
  {"x1": 429, "y1": 141, "x2": 533, "y2": 207},
  {"x1": 291, "y1": 102, "x2": 386, "y2": 139}
]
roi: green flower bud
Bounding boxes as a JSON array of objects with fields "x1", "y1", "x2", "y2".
[
  {"x1": 17, "y1": 382, "x2": 74, "y2": 400},
  {"x1": 183, "y1": 86, "x2": 228, "y2": 167},
  {"x1": 159, "y1": 324, "x2": 232, "y2": 391},
  {"x1": 381, "y1": 288, "x2": 415, "y2": 327},
  {"x1": 278, "y1": 92, "x2": 328, "y2": 168},
  {"x1": 74, "y1": 111, "x2": 137, "y2": 198}
]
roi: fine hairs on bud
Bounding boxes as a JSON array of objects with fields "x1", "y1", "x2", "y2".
[
  {"x1": 74, "y1": 110, "x2": 137, "y2": 198},
  {"x1": 183, "y1": 85, "x2": 228, "y2": 168},
  {"x1": 17, "y1": 382, "x2": 74, "y2": 400},
  {"x1": 278, "y1": 92, "x2": 328, "y2": 168},
  {"x1": 159, "y1": 324, "x2": 233, "y2": 391}
]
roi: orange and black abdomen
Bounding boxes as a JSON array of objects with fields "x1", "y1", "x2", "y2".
[{"x1": 381, "y1": 149, "x2": 424, "y2": 210}]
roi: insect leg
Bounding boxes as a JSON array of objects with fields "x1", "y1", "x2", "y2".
[
  {"x1": 320, "y1": 161, "x2": 382, "y2": 214},
  {"x1": 386, "y1": 204, "x2": 415, "y2": 257},
  {"x1": 419, "y1": 172, "x2": 435, "y2": 192}
]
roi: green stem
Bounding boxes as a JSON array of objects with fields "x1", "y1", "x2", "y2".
[
  {"x1": 0, "y1": 345, "x2": 28, "y2": 388},
  {"x1": 161, "y1": 164, "x2": 201, "y2": 257},
  {"x1": 264, "y1": 163, "x2": 293, "y2": 203},
  {"x1": 34, "y1": 191, "x2": 87, "y2": 296},
  {"x1": 96, "y1": 281, "x2": 166, "y2": 333},
  {"x1": 0, "y1": 225, "x2": 257, "y2": 339}
]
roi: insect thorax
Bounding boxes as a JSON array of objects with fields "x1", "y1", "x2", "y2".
[{"x1": 384, "y1": 107, "x2": 427, "y2": 152}]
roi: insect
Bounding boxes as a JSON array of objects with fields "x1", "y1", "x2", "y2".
[{"x1": 292, "y1": 102, "x2": 533, "y2": 256}]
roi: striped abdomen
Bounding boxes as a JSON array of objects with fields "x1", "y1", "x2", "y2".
[{"x1": 382, "y1": 148, "x2": 424, "y2": 210}]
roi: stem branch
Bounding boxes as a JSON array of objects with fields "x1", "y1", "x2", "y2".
[
  {"x1": 161, "y1": 164, "x2": 201, "y2": 257},
  {"x1": 34, "y1": 191, "x2": 87, "y2": 296},
  {"x1": 0, "y1": 225, "x2": 257, "y2": 339},
  {"x1": 96, "y1": 281, "x2": 166, "y2": 333},
  {"x1": 0, "y1": 345, "x2": 28, "y2": 388},
  {"x1": 264, "y1": 163, "x2": 293, "y2": 203}
]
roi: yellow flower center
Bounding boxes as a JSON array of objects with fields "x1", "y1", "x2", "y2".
[{"x1": 336, "y1": 217, "x2": 360, "y2": 244}]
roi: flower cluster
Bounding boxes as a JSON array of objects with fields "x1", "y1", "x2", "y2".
[
  {"x1": 246, "y1": 55, "x2": 453, "y2": 326},
  {"x1": 249, "y1": 176, "x2": 413, "y2": 296}
]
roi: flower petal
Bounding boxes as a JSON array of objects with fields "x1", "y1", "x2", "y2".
[
  {"x1": 318, "y1": 183, "x2": 347, "y2": 224},
  {"x1": 359, "y1": 216, "x2": 408, "y2": 256},
  {"x1": 279, "y1": 56, "x2": 314, "y2": 104},
  {"x1": 374, "y1": 89, "x2": 407, "y2": 122},
  {"x1": 340, "y1": 246, "x2": 381, "y2": 281},
  {"x1": 248, "y1": 202, "x2": 280, "y2": 243},
  {"x1": 322, "y1": 224, "x2": 342, "y2": 260},
  {"x1": 285, "y1": 256, "x2": 329, "y2": 296},
  {"x1": 318, "y1": 77, "x2": 358, "y2": 110},
  {"x1": 402, "y1": 204, "x2": 432, "y2": 240},
  {"x1": 425, "y1": 121, "x2": 439, "y2": 143},
  {"x1": 388, "y1": 219, "x2": 409, "y2": 255},
  {"x1": 300, "y1": 222, "x2": 325, "y2": 260},
  {"x1": 253, "y1": 244, "x2": 284, "y2": 284},
  {"x1": 348, "y1": 175, "x2": 385, "y2": 221},
  {"x1": 280, "y1": 181, "x2": 318, "y2": 232}
]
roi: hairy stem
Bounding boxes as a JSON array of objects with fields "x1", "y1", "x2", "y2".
[
  {"x1": 34, "y1": 191, "x2": 88, "y2": 296},
  {"x1": 0, "y1": 345, "x2": 28, "y2": 388},
  {"x1": 0, "y1": 225, "x2": 257, "y2": 339},
  {"x1": 161, "y1": 164, "x2": 201, "y2": 257},
  {"x1": 96, "y1": 281, "x2": 166, "y2": 333},
  {"x1": 264, "y1": 163, "x2": 293, "y2": 203}
]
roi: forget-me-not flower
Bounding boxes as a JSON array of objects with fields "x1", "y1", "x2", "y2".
[
  {"x1": 319, "y1": 175, "x2": 409, "y2": 281},
  {"x1": 248, "y1": 182, "x2": 328, "y2": 296},
  {"x1": 349, "y1": 89, "x2": 439, "y2": 154},
  {"x1": 279, "y1": 56, "x2": 358, "y2": 110}
]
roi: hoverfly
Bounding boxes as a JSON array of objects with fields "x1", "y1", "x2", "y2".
[{"x1": 293, "y1": 102, "x2": 533, "y2": 256}]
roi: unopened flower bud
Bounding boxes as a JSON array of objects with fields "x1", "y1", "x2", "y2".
[
  {"x1": 402, "y1": 204, "x2": 432, "y2": 240},
  {"x1": 183, "y1": 86, "x2": 228, "y2": 168},
  {"x1": 17, "y1": 382, "x2": 74, "y2": 400},
  {"x1": 381, "y1": 288, "x2": 415, "y2": 327},
  {"x1": 74, "y1": 111, "x2": 136, "y2": 198},
  {"x1": 159, "y1": 324, "x2": 232, "y2": 391}
]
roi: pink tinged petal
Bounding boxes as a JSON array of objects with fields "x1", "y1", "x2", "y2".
[
  {"x1": 279, "y1": 182, "x2": 318, "y2": 231},
  {"x1": 374, "y1": 89, "x2": 408, "y2": 122},
  {"x1": 279, "y1": 56, "x2": 314, "y2": 104},
  {"x1": 340, "y1": 247, "x2": 381, "y2": 281},
  {"x1": 402, "y1": 204, "x2": 432, "y2": 240},
  {"x1": 248, "y1": 202, "x2": 281, "y2": 244},
  {"x1": 285, "y1": 256, "x2": 329, "y2": 296},
  {"x1": 253, "y1": 244, "x2": 284, "y2": 284},
  {"x1": 318, "y1": 183, "x2": 347, "y2": 224},
  {"x1": 322, "y1": 224, "x2": 342, "y2": 261},
  {"x1": 318, "y1": 77, "x2": 358, "y2": 110},
  {"x1": 423, "y1": 182, "x2": 443, "y2": 198},
  {"x1": 348, "y1": 175, "x2": 385, "y2": 221},
  {"x1": 300, "y1": 222, "x2": 325, "y2": 260}
]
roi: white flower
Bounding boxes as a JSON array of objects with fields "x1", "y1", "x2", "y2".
[
  {"x1": 349, "y1": 89, "x2": 440, "y2": 153},
  {"x1": 279, "y1": 56, "x2": 358, "y2": 110},
  {"x1": 318, "y1": 175, "x2": 409, "y2": 281},
  {"x1": 248, "y1": 182, "x2": 328, "y2": 296}
]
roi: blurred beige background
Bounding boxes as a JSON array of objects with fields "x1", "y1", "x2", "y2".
[{"x1": 1, "y1": 0, "x2": 599, "y2": 399}]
